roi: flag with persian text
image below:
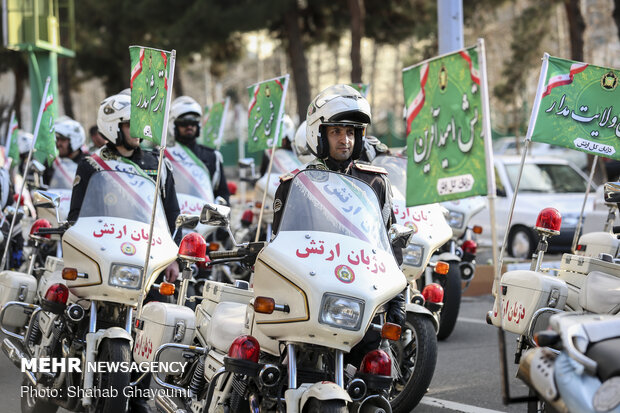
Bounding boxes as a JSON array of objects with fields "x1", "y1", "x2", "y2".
[{"x1": 247, "y1": 75, "x2": 290, "y2": 153}]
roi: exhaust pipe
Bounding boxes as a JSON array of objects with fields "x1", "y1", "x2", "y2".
[
  {"x1": 155, "y1": 393, "x2": 188, "y2": 413},
  {"x1": 2, "y1": 338, "x2": 37, "y2": 385}
]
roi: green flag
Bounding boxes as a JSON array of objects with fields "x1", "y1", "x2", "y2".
[
  {"x1": 247, "y1": 75, "x2": 289, "y2": 153},
  {"x1": 201, "y1": 98, "x2": 229, "y2": 148},
  {"x1": 5, "y1": 114, "x2": 19, "y2": 164},
  {"x1": 529, "y1": 55, "x2": 620, "y2": 160},
  {"x1": 349, "y1": 83, "x2": 370, "y2": 98},
  {"x1": 129, "y1": 46, "x2": 172, "y2": 146},
  {"x1": 403, "y1": 46, "x2": 487, "y2": 206},
  {"x1": 34, "y1": 91, "x2": 58, "y2": 165}
]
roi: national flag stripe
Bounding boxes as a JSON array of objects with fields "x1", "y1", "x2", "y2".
[
  {"x1": 130, "y1": 48, "x2": 145, "y2": 88},
  {"x1": 43, "y1": 94, "x2": 54, "y2": 112},
  {"x1": 406, "y1": 63, "x2": 429, "y2": 136},
  {"x1": 459, "y1": 51, "x2": 481, "y2": 85},
  {"x1": 247, "y1": 84, "x2": 260, "y2": 115},
  {"x1": 542, "y1": 62, "x2": 588, "y2": 97}
]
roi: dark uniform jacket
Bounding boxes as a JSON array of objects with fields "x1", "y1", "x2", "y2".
[
  {"x1": 41, "y1": 150, "x2": 87, "y2": 187},
  {"x1": 180, "y1": 140, "x2": 230, "y2": 204},
  {"x1": 67, "y1": 144, "x2": 181, "y2": 244}
]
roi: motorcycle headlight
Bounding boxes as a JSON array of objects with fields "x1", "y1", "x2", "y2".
[
  {"x1": 446, "y1": 211, "x2": 465, "y2": 229},
  {"x1": 109, "y1": 264, "x2": 143, "y2": 289},
  {"x1": 403, "y1": 244, "x2": 424, "y2": 267},
  {"x1": 319, "y1": 294, "x2": 364, "y2": 331}
]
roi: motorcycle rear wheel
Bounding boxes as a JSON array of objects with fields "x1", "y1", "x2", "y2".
[
  {"x1": 302, "y1": 398, "x2": 347, "y2": 413},
  {"x1": 87, "y1": 338, "x2": 131, "y2": 413},
  {"x1": 20, "y1": 376, "x2": 58, "y2": 413},
  {"x1": 436, "y1": 260, "x2": 462, "y2": 340},
  {"x1": 389, "y1": 314, "x2": 438, "y2": 413}
]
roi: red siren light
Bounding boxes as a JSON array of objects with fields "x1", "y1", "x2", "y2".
[{"x1": 535, "y1": 207, "x2": 562, "y2": 236}]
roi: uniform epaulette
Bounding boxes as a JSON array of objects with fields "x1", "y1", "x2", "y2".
[
  {"x1": 352, "y1": 161, "x2": 388, "y2": 174},
  {"x1": 279, "y1": 172, "x2": 294, "y2": 182}
]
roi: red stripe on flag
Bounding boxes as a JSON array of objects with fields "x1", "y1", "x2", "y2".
[
  {"x1": 406, "y1": 64, "x2": 429, "y2": 136},
  {"x1": 459, "y1": 51, "x2": 480, "y2": 85},
  {"x1": 248, "y1": 85, "x2": 260, "y2": 115},
  {"x1": 161, "y1": 51, "x2": 167, "y2": 68},
  {"x1": 542, "y1": 63, "x2": 588, "y2": 97},
  {"x1": 275, "y1": 79, "x2": 283, "y2": 89},
  {"x1": 43, "y1": 95, "x2": 54, "y2": 112},
  {"x1": 130, "y1": 48, "x2": 145, "y2": 89},
  {"x1": 90, "y1": 154, "x2": 151, "y2": 211}
]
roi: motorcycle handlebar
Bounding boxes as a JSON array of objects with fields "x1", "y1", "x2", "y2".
[
  {"x1": 209, "y1": 250, "x2": 245, "y2": 260},
  {"x1": 34, "y1": 227, "x2": 66, "y2": 235}
]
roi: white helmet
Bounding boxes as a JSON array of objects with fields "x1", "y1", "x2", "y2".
[
  {"x1": 306, "y1": 84, "x2": 371, "y2": 159},
  {"x1": 281, "y1": 114, "x2": 295, "y2": 144},
  {"x1": 169, "y1": 96, "x2": 202, "y2": 139},
  {"x1": 97, "y1": 92, "x2": 131, "y2": 144},
  {"x1": 54, "y1": 116, "x2": 85, "y2": 152},
  {"x1": 16, "y1": 130, "x2": 33, "y2": 155}
]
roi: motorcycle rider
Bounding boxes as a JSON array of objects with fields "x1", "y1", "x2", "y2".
[
  {"x1": 169, "y1": 96, "x2": 230, "y2": 204},
  {"x1": 43, "y1": 116, "x2": 87, "y2": 186},
  {"x1": 272, "y1": 84, "x2": 405, "y2": 366}
]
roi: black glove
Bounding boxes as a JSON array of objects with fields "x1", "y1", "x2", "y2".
[{"x1": 387, "y1": 290, "x2": 406, "y2": 327}]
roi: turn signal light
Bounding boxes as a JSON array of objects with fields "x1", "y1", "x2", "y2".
[
  {"x1": 434, "y1": 261, "x2": 449, "y2": 275},
  {"x1": 62, "y1": 268, "x2": 78, "y2": 280},
  {"x1": 473, "y1": 225, "x2": 483, "y2": 234},
  {"x1": 422, "y1": 283, "x2": 444, "y2": 303},
  {"x1": 254, "y1": 296, "x2": 275, "y2": 314},
  {"x1": 227, "y1": 181, "x2": 238, "y2": 195},
  {"x1": 462, "y1": 240, "x2": 477, "y2": 254},
  {"x1": 159, "y1": 282, "x2": 175, "y2": 296},
  {"x1": 44, "y1": 283, "x2": 69, "y2": 305},
  {"x1": 254, "y1": 201, "x2": 263, "y2": 209},
  {"x1": 228, "y1": 335, "x2": 260, "y2": 363},
  {"x1": 208, "y1": 242, "x2": 220, "y2": 252},
  {"x1": 535, "y1": 207, "x2": 562, "y2": 236},
  {"x1": 178, "y1": 233, "x2": 207, "y2": 262},
  {"x1": 30, "y1": 218, "x2": 52, "y2": 239},
  {"x1": 360, "y1": 349, "x2": 391, "y2": 376},
  {"x1": 381, "y1": 323, "x2": 402, "y2": 341}
]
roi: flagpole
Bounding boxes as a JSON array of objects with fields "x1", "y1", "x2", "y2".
[
  {"x1": 571, "y1": 156, "x2": 597, "y2": 252},
  {"x1": 1, "y1": 77, "x2": 51, "y2": 270},
  {"x1": 136, "y1": 50, "x2": 176, "y2": 322},
  {"x1": 255, "y1": 75, "x2": 290, "y2": 242}
]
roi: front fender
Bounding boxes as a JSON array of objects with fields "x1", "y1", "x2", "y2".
[
  {"x1": 96, "y1": 326, "x2": 133, "y2": 349},
  {"x1": 435, "y1": 252, "x2": 460, "y2": 263},
  {"x1": 299, "y1": 382, "x2": 352, "y2": 411},
  {"x1": 406, "y1": 302, "x2": 439, "y2": 332}
]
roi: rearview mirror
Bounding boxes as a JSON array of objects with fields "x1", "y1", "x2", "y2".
[
  {"x1": 174, "y1": 214, "x2": 199, "y2": 230},
  {"x1": 200, "y1": 203, "x2": 231, "y2": 227},
  {"x1": 388, "y1": 224, "x2": 414, "y2": 249},
  {"x1": 603, "y1": 182, "x2": 620, "y2": 204},
  {"x1": 32, "y1": 190, "x2": 61, "y2": 209}
]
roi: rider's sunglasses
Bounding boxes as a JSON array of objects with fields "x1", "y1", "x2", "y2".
[{"x1": 175, "y1": 118, "x2": 199, "y2": 127}]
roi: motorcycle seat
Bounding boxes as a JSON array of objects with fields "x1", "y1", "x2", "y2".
[
  {"x1": 579, "y1": 271, "x2": 620, "y2": 314},
  {"x1": 587, "y1": 337, "x2": 620, "y2": 381},
  {"x1": 207, "y1": 301, "x2": 248, "y2": 354}
]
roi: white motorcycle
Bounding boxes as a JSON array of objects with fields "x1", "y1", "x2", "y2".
[
  {"x1": 151, "y1": 168, "x2": 437, "y2": 412},
  {"x1": 0, "y1": 169, "x2": 178, "y2": 413}
]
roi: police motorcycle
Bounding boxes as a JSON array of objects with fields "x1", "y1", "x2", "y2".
[
  {"x1": 517, "y1": 312, "x2": 620, "y2": 413},
  {"x1": 371, "y1": 154, "x2": 461, "y2": 340},
  {"x1": 0, "y1": 168, "x2": 178, "y2": 413},
  {"x1": 152, "y1": 168, "x2": 438, "y2": 413},
  {"x1": 487, "y1": 182, "x2": 620, "y2": 384}
]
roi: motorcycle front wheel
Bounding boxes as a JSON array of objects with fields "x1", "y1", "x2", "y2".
[
  {"x1": 388, "y1": 314, "x2": 438, "y2": 413},
  {"x1": 20, "y1": 376, "x2": 58, "y2": 413},
  {"x1": 436, "y1": 260, "x2": 462, "y2": 340},
  {"x1": 88, "y1": 338, "x2": 131, "y2": 413}
]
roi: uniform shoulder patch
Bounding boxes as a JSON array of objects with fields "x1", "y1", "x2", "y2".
[{"x1": 353, "y1": 162, "x2": 387, "y2": 174}]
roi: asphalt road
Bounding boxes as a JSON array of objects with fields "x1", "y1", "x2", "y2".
[{"x1": 0, "y1": 294, "x2": 533, "y2": 413}]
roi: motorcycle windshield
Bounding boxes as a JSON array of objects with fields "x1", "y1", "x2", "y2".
[
  {"x1": 279, "y1": 169, "x2": 390, "y2": 251},
  {"x1": 77, "y1": 170, "x2": 169, "y2": 229},
  {"x1": 165, "y1": 146, "x2": 214, "y2": 203},
  {"x1": 372, "y1": 155, "x2": 407, "y2": 201}
]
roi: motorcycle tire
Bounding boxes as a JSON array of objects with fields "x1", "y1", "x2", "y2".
[
  {"x1": 436, "y1": 260, "x2": 462, "y2": 341},
  {"x1": 88, "y1": 338, "x2": 131, "y2": 413},
  {"x1": 20, "y1": 376, "x2": 59, "y2": 413},
  {"x1": 302, "y1": 398, "x2": 347, "y2": 413},
  {"x1": 389, "y1": 314, "x2": 438, "y2": 413}
]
